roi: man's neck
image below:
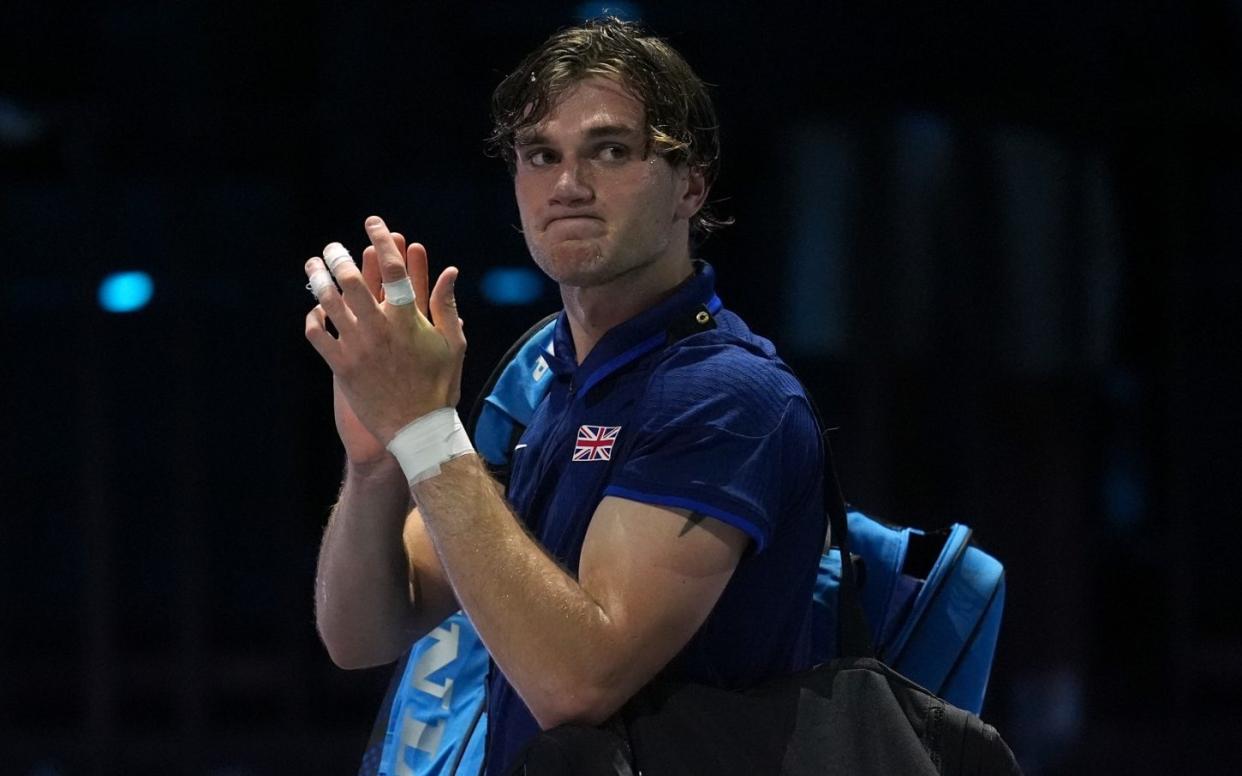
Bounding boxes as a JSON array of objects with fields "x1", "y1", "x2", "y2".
[{"x1": 560, "y1": 255, "x2": 695, "y2": 364}]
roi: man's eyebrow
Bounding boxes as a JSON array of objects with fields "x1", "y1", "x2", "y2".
[
  {"x1": 514, "y1": 124, "x2": 642, "y2": 147},
  {"x1": 583, "y1": 124, "x2": 642, "y2": 140}
]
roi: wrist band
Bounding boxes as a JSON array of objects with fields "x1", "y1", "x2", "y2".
[
  {"x1": 383, "y1": 277, "x2": 416, "y2": 306},
  {"x1": 386, "y1": 408, "x2": 474, "y2": 485}
]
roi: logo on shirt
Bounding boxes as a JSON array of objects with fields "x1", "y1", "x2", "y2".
[
  {"x1": 573, "y1": 425, "x2": 621, "y2": 462},
  {"x1": 532, "y1": 338, "x2": 555, "y2": 382}
]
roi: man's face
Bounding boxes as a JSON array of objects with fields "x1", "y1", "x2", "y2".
[{"x1": 513, "y1": 77, "x2": 702, "y2": 289}]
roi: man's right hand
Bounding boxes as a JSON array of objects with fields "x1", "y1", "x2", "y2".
[{"x1": 328, "y1": 231, "x2": 435, "y2": 469}]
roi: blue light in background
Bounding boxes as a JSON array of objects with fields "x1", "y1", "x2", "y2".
[
  {"x1": 1102, "y1": 448, "x2": 1146, "y2": 529},
  {"x1": 98, "y1": 271, "x2": 154, "y2": 313},
  {"x1": 480, "y1": 267, "x2": 545, "y2": 306},
  {"x1": 574, "y1": 2, "x2": 642, "y2": 21}
]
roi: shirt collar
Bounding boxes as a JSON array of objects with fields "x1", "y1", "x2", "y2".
[{"x1": 545, "y1": 260, "x2": 723, "y2": 395}]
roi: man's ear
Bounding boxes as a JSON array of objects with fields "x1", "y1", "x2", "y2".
[{"x1": 675, "y1": 166, "x2": 709, "y2": 222}]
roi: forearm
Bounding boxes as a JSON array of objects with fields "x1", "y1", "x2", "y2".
[
  {"x1": 412, "y1": 454, "x2": 621, "y2": 727},
  {"x1": 315, "y1": 457, "x2": 419, "y2": 668}
]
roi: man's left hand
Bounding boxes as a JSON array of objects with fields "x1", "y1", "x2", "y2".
[{"x1": 304, "y1": 215, "x2": 467, "y2": 445}]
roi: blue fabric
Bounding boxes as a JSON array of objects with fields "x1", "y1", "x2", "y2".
[
  {"x1": 887, "y1": 523, "x2": 972, "y2": 663},
  {"x1": 377, "y1": 611, "x2": 489, "y2": 776},
  {"x1": 489, "y1": 262, "x2": 826, "y2": 775},
  {"x1": 810, "y1": 512, "x2": 1005, "y2": 716},
  {"x1": 893, "y1": 542, "x2": 1005, "y2": 714},
  {"x1": 939, "y1": 561, "x2": 1004, "y2": 715},
  {"x1": 809, "y1": 549, "x2": 844, "y2": 666},
  {"x1": 474, "y1": 319, "x2": 558, "y2": 467},
  {"x1": 846, "y1": 515, "x2": 910, "y2": 649}
]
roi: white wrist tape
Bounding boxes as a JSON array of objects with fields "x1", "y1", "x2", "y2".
[
  {"x1": 383, "y1": 277, "x2": 416, "y2": 306},
  {"x1": 386, "y1": 408, "x2": 474, "y2": 485}
]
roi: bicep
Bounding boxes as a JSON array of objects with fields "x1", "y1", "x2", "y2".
[
  {"x1": 578, "y1": 496, "x2": 749, "y2": 689},
  {"x1": 402, "y1": 506, "x2": 460, "y2": 633}
]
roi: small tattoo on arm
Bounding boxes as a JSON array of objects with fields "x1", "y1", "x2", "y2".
[{"x1": 678, "y1": 512, "x2": 707, "y2": 537}]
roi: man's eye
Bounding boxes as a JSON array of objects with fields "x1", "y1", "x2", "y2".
[{"x1": 526, "y1": 150, "x2": 556, "y2": 167}]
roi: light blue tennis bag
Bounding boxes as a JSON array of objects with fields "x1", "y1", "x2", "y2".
[
  {"x1": 358, "y1": 314, "x2": 1006, "y2": 776},
  {"x1": 811, "y1": 515, "x2": 1006, "y2": 715}
]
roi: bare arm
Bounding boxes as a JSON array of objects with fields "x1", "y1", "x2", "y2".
[
  {"x1": 413, "y1": 454, "x2": 747, "y2": 728},
  {"x1": 310, "y1": 231, "x2": 458, "y2": 669},
  {"x1": 314, "y1": 454, "x2": 458, "y2": 669}
]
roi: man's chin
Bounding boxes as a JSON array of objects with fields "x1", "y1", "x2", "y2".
[
  {"x1": 550, "y1": 238, "x2": 601, "y2": 261},
  {"x1": 537, "y1": 242, "x2": 611, "y2": 286}
]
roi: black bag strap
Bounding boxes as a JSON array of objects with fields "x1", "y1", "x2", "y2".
[
  {"x1": 800, "y1": 391, "x2": 875, "y2": 659},
  {"x1": 825, "y1": 435, "x2": 875, "y2": 659}
]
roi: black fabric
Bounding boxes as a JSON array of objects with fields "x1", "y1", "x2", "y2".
[
  {"x1": 509, "y1": 724, "x2": 634, "y2": 776},
  {"x1": 509, "y1": 657, "x2": 1019, "y2": 776}
]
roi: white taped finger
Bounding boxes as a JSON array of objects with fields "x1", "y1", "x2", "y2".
[
  {"x1": 307, "y1": 269, "x2": 334, "y2": 299},
  {"x1": 323, "y1": 242, "x2": 354, "y2": 272},
  {"x1": 383, "y1": 277, "x2": 416, "y2": 306}
]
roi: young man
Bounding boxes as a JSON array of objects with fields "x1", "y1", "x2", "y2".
[{"x1": 305, "y1": 19, "x2": 825, "y2": 774}]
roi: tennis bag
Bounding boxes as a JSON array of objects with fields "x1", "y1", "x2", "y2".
[
  {"x1": 812, "y1": 516, "x2": 1006, "y2": 715},
  {"x1": 359, "y1": 314, "x2": 1007, "y2": 776}
]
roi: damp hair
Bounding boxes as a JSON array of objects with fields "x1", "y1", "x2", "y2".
[{"x1": 487, "y1": 17, "x2": 731, "y2": 238}]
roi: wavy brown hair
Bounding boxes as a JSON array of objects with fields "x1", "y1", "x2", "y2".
[{"x1": 488, "y1": 18, "x2": 730, "y2": 238}]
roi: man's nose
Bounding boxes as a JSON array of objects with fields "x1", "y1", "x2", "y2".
[{"x1": 550, "y1": 159, "x2": 594, "y2": 205}]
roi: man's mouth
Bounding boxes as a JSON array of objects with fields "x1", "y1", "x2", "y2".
[{"x1": 546, "y1": 215, "x2": 604, "y2": 233}]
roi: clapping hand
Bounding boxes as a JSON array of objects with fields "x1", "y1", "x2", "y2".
[{"x1": 305, "y1": 216, "x2": 467, "y2": 449}]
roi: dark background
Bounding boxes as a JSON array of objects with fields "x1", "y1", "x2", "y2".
[{"x1": 3, "y1": 1, "x2": 1240, "y2": 773}]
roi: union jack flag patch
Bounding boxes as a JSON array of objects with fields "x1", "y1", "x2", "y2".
[{"x1": 573, "y1": 425, "x2": 621, "y2": 462}]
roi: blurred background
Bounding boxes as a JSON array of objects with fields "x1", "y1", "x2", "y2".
[{"x1": 3, "y1": 1, "x2": 1240, "y2": 773}]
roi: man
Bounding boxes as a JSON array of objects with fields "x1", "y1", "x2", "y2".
[{"x1": 305, "y1": 18, "x2": 826, "y2": 775}]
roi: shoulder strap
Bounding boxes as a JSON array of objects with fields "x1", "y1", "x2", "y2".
[
  {"x1": 465, "y1": 311, "x2": 559, "y2": 439},
  {"x1": 464, "y1": 312, "x2": 559, "y2": 487},
  {"x1": 822, "y1": 436, "x2": 876, "y2": 659},
  {"x1": 798, "y1": 390, "x2": 875, "y2": 659}
]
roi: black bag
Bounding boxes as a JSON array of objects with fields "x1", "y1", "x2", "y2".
[
  {"x1": 509, "y1": 437, "x2": 1022, "y2": 776},
  {"x1": 611, "y1": 656, "x2": 1018, "y2": 776}
]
